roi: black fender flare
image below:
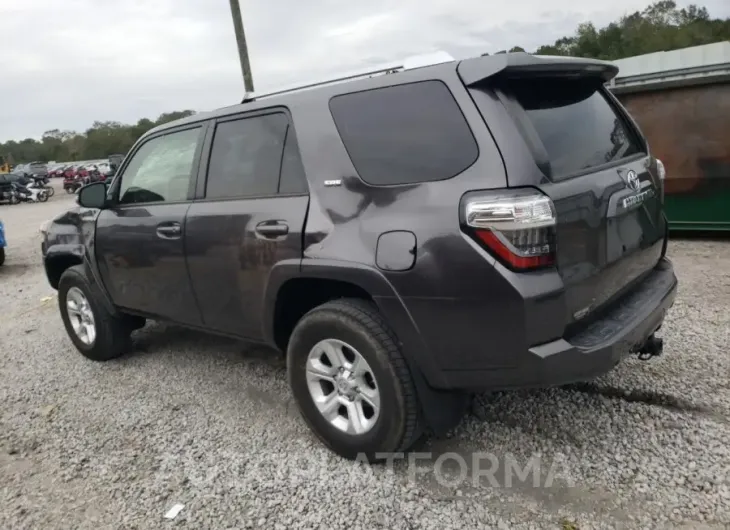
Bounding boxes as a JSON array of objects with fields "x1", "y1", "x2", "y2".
[
  {"x1": 262, "y1": 258, "x2": 468, "y2": 435},
  {"x1": 44, "y1": 243, "x2": 120, "y2": 318}
]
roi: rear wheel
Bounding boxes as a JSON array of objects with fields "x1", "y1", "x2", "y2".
[
  {"x1": 287, "y1": 298, "x2": 422, "y2": 460},
  {"x1": 58, "y1": 265, "x2": 133, "y2": 361}
]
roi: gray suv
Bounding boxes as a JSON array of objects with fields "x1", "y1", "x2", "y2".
[{"x1": 41, "y1": 52, "x2": 677, "y2": 459}]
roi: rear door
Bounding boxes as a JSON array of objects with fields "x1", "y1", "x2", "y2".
[
  {"x1": 185, "y1": 109, "x2": 309, "y2": 340},
  {"x1": 463, "y1": 62, "x2": 665, "y2": 325},
  {"x1": 95, "y1": 125, "x2": 205, "y2": 325}
]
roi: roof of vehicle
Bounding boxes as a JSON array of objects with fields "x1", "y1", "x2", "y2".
[{"x1": 143, "y1": 52, "x2": 617, "y2": 140}]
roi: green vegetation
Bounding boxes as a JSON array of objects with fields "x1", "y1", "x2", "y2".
[
  {"x1": 532, "y1": 1, "x2": 730, "y2": 59},
  {"x1": 490, "y1": 1, "x2": 728, "y2": 59},
  {"x1": 2, "y1": 1, "x2": 728, "y2": 165},
  {"x1": 1, "y1": 110, "x2": 195, "y2": 165}
]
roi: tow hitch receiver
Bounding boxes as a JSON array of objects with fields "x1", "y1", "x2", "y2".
[{"x1": 635, "y1": 334, "x2": 664, "y2": 360}]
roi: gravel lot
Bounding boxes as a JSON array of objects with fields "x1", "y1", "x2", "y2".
[{"x1": 1, "y1": 185, "x2": 728, "y2": 529}]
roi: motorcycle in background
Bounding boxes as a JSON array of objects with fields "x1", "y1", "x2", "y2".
[
  {"x1": 0, "y1": 188, "x2": 19, "y2": 205},
  {"x1": 31, "y1": 175, "x2": 55, "y2": 197},
  {"x1": 14, "y1": 181, "x2": 48, "y2": 203}
]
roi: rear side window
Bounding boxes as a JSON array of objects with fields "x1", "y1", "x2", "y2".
[
  {"x1": 206, "y1": 113, "x2": 288, "y2": 199},
  {"x1": 329, "y1": 80, "x2": 478, "y2": 186},
  {"x1": 504, "y1": 78, "x2": 643, "y2": 179}
]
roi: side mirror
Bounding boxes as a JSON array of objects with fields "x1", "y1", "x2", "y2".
[{"x1": 77, "y1": 181, "x2": 108, "y2": 209}]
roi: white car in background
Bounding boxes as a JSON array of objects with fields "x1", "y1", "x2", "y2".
[{"x1": 96, "y1": 163, "x2": 111, "y2": 176}]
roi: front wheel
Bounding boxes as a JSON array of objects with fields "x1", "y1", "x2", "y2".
[
  {"x1": 58, "y1": 265, "x2": 133, "y2": 361},
  {"x1": 37, "y1": 191, "x2": 48, "y2": 203},
  {"x1": 45, "y1": 185, "x2": 55, "y2": 197},
  {"x1": 287, "y1": 298, "x2": 422, "y2": 460}
]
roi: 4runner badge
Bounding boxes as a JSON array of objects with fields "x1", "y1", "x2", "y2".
[
  {"x1": 621, "y1": 170, "x2": 655, "y2": 209},
  {"x1": 625, "y1": 170, "x2": 640, "y2": 192}
]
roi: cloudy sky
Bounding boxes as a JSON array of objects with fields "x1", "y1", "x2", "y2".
[{"x1": 1, "y1": 0, "x2": 728, "y2": 141}]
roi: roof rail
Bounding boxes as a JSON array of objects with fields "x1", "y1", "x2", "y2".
[{"x1": 242, "y1": 51, "x2": 455, "y2": 104}]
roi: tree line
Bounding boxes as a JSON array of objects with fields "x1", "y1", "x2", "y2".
[
  {"x1": 1, "y1": 110, "x2": 196, "y2": 166},
  {"x1": 496, "y1": 1, "x2": 729, "y2": 58},
  {"x1": 2, "y1": 1, "x2": 728, "y2": 165}
]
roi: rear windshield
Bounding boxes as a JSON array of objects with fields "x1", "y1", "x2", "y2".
[{"x1": 503, "y1": 78, "x2": 644, "y2": 179}]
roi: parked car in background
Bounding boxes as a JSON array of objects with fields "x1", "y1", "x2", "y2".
[
  {"x1": 48, "y1": 164, "x2": 66, "y2": 178},
  {"x1": 28, "y1": 162, "x2": 48, "y2": 177},
  {"x1": 0, "y1": 174, "x2": 21, "y2": 204},
  {"x1": 62, "y1": 165, "x2": 77, "y2": 180},
  {"x1": 41, "y1": 52, "x2": 676, "y2": 460},
  {"x1": 0, "y1": 218, "x2": 6, "y2": 266},
  {"x1": 97, "y1": 162, "x2": 112, "y2": 177}
]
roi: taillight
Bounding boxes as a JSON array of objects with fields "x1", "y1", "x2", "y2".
[
  {"x1": 656, "y1": 158, "x2": 666, "y2": 202},
  {"x1": 463, "y1": 189, "x2": 557, "y2": 271}
]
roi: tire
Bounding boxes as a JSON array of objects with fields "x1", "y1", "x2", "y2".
[
  {"x1": 0, "y1": 248, "x2": 5, "y2": 266},
  {"x1": 287, "y1": 298, "x2": 422, "y2": 460},
  {"x1": 9, "y1": 193, "x2": 19, "y2": 205},
  {"x1": 45, "y1": 185, "x2": 55, "y2": 197},
  {"x1": 58, "y1": 265, "x2": 132, "y2": 361},
  {"x1": 37, "y1": 191, "x2": 48, "y2": 203},
  {"x1": 65, "y1": 187, "x2": 73, "y2": 194}
]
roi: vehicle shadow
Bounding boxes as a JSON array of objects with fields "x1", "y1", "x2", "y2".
[
  {"x1": 128, "y1": 320, "x2": 286, "y2": 369},
  {"x1": 0, "y1": 262, "x2": 30, "y2": 277},
  {"x1": 123, "y1": 321, "x2": 720, "y2": 439}
]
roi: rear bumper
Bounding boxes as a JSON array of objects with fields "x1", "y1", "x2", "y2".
[{"x1": 441, "y1": 258, "x2": 677, "y2": 390}]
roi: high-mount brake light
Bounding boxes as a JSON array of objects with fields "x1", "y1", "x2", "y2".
[{"x1": 464, "y1": 189, "x2": 557, "y2": 271}]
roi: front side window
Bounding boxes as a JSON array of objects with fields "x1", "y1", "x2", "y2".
[{"x1": 118, "y1": 127, "x2": 200, "y2": 204}]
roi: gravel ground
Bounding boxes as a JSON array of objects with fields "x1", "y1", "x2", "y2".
[{"x1": 1, "y1": 187, "x2": 728, "y2": 530}]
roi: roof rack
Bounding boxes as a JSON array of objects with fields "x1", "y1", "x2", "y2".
[{"x1": 242, "y1": 51, "x2": 455, "y2": 104}]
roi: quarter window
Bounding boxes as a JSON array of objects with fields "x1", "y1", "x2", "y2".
[{"x1": 329, "y1": 81, "x2": 479, "y2": 186}]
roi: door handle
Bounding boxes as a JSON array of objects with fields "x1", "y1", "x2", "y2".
[
  {"x1": 255, "y1": 221, "x2": 289, "y2": 238},
  {"x1": 156, "y1": 223, "x2": 182, "y2": 239}
]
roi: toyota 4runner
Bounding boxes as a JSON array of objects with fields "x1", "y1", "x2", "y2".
[{"x1": 41, "y1": 52, "x2": 677, "y2": 459}]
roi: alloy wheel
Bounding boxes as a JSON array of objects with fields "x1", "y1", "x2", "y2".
[
  {"x1": 305, "y1": 338, "x2": 380, "y2": 435},
  {"x1": 66, "y1": 287, "x2": 96, "y2": 345}
]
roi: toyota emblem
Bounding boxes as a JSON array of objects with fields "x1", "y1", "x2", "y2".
[{"x1": 625, "y1": 170, "x2": 640, "y2": 192}]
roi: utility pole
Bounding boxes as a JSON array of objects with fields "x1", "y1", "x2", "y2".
[{"x1": 228, "y1": 0, "x2": 255, "y2": 93}]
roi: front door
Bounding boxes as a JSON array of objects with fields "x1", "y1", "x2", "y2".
[
  {"x1": 96, "y1": 125, "x2": 205, "y2": 326},
  {"x1": 185, "y1": 111, "x2": 310, "y2": 339}
]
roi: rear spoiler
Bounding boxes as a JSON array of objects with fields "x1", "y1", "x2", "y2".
[{"x1": 457, "y1": 52, "x2": 618, "y2": 86}]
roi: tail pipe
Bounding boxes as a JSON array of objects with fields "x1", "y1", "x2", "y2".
[{"x1": 635, "y1": 334, "x2": 663, "y2": 361}]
